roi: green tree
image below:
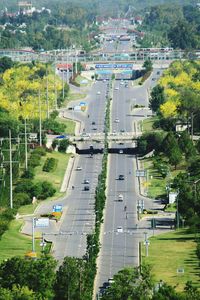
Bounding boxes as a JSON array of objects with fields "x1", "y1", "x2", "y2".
[
  {"x1": 149, "y1": 85, "x2": 165, "y2": 113},
  {"x1": 54, "y1": 257, "x2": 88, "y2": 300},
  {"x1": 58, "y1": 138, "x2": 69, "y2": 153},
  {"x1": 143, "y1": 59, "x2": 153, "y2": 73},
  {"x1": 101, "y1": 265, "x2": 153, "y2": 300},
  {"x1": 0, "y1": 57, "x2": 14, "y2": 74}
]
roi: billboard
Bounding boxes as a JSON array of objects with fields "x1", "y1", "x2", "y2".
[
  {"x1": 35, "y1": 218, "x2": 49, "y2": 228},
  {"x1": 53, "y1": 205, "x2": 63, "y2": 212},
  {"x1": 95, "y1": 64, "x2": 132, "y2": 69}
]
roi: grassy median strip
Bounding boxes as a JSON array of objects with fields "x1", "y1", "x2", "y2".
[
  {"x1": 0, "y1": 220, "x2": 41, "y2": 263},
  {"x1": 142, "y1": 229, "x2": 200, "y2": 290}
]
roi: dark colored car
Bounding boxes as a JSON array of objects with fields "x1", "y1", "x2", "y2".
[
  {"x1": 84, "y1": 186, "x2": 90, "y2": 191},
  {"x1": 118, "y1": 175, "x2": 124, "y2": 180}
]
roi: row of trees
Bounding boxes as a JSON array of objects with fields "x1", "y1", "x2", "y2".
[
  {"x1": 0, "y1": 3, "x2": 99, "y2": 51},
  {"x1": 0, "y1": 257, "x2": 199, "y2": 300},
  {"x1": 140, "y1": 4, "x2": 200, "y2": 49}
]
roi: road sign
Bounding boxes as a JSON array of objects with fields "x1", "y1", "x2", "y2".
[
  {"x1": 53, "y1": 205, "x2": 63, "y2": 212},
  {"x1": 136, "y1": 170, "x2": 147, "y2": 177},
  {"x1": 35, "y1": 218, "x2": 49, "y2": 228}
]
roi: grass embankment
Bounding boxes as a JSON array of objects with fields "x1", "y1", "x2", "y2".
[
  {"x1": 34, "y1": 151, "x2": 70, "y2": 193},
  {"x1": 66, "y1": 91, "x2": 86, "y2": 102},
  {"x1": 143, "y1": 158, "x2": 183, "y2": 199},
  {"x1": 142, "y1": 229, "x2": 200, "y2": 290},
  {"x1": 0, "y1": 220, "x2": 41, "y2": 263},
  {"x1": 18, "y1": 151, "x2": 70, "y2": 215},
  {"x1": 56, "y1": 116, "x2": 75, "y2": 135},
  {"x1": 142, "y1": 116, "x2": 159, "y2": 132},
  {"x1": 75, "y1": 75, "x2": 92, "y2": 86}
]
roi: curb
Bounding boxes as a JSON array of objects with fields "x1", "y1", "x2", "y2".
[{"x1": 60, "y1": 156, "x2": 75, "y2": 192}]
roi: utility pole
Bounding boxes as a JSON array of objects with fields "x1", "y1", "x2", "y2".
[
  {"x1": 66, "y1": 49, "x2": 69, "y2": 84},
  {"x1": 24, "y1": 118, "x2": 28, "y2": 170},
  {"x1": 32, "y1": 217, "x2": 35, "y2": 252},
  {"x1": 46, "y1": 65, "x2": 49, "y2": 119},
  {"x1": 9, "y1": 130, "x2": 13, "y2": 209},
  {"x1": 62, "y1": 50, "x2": 65, "y2": 100},
  {"x1": 75, "y1": 48, "x2": 78, "y2": 74},
  {"x1": 54, "y1": 51, "x2": 58, "y2": 109},
  {"x1": 38, "y1": 90, "x2": 42, "y2": 147}
]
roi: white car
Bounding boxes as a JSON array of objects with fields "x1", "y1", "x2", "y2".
[
  {"x1": 119, "y1": 149, "x2": 124, "y2": 154},
  {"x1": 76, "y1": 166, "x2": 82, "y2": 171},
  {"x1": 115, "y1": 87, "x2": 119, "y2": 90},
  {"x1": 117, "y1": 226, "x2": 123, "y2": 233},
  {"x1": 118, "y1": 194, "x2": 124, "y2": 201},
  {"x1": 115, "y1": 118, "x2": 120, "y2": 123},
  {"x1": 97, "y1": 91, "x2": 101, "y2": 95}
]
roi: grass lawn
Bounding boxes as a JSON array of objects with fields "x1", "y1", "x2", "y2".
[
  {"x1": 75, "y1": 75, "x2": 92, "y2": 86},
  {"x1": 34, "y1": 151, "x2": 70, "y2": 193},
  {"x1": 142, "y1": 229, "x2": 200, "y2": 290},
  {"x1": 142, "y1": 116, "x2": 159, "y2": 132},
  {"x1": 0, "y1": 220, "x2": 41, "y2": 263},
  {"x1": 56, "y1": 116, "x2": 75, "y2": 135},
  {"x1": 143, "y1": 158, "x2": 182, "y2": 199},
  {"x1": 66, "y1": 91, "x2": 86, "y2": 102}
]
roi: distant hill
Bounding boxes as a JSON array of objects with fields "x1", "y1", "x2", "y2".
[{"x1": 0, "y1": 0, "x2": 196, "y2": 14}]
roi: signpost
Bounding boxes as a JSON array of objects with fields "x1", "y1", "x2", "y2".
[
  {"x1": 136, "y1": 170, "x2": 147, "y2": 177},
  {"x1": 52, "y1": 204, "x2": 63, "y2": 213}
]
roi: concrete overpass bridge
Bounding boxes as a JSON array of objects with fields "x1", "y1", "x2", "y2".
[
  {"x1": 69, "y1": 131, "x2": 141, "y2": 143},
  {"x1": 0, "y1": 48, "x2": 199, "y2": 63}
]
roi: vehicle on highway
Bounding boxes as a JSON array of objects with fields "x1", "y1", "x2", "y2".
[
  {"x1": 117, "y1": 226, "x2": 123, "y2": 233},
  {"x1": 115, "y1": 118, "x2": 120, "y2": 123},
  {"x1": 108, "y1": 278, "x2": 115, "y2": 285},
  {"x1": 97, "y1": 91, "x2": 101, "y2": 95},
  {"x1": 92, "y1": 127, "x2": 97, "y2": 131},
  {"x1": 92, "y1": 121, "x2": 96, "y2": 125},
  {"x1": 118, "y1": 194, "x2": 123, "y2": 201},
  {"x1": 83, "y1": 179, "x2": 90, "y2": 184},
  {"x1": 119, "y1": 149, "x2": 124, "y2": 154},
  {"x1": 76, "y1": 166, "x2": 82, "y2": 171},
  {"x1": 84, "y1": 185, "x2": 90, "y2": 191},
  {"x1": 152, "y1": 78, "x2": 156, "y2": 81},
  {"x1": 115, "y1": 87, "x2": 119, "y2": 90},
  {"x1": 120, "y1": 129, "x2": 125, "y2": 133},
  {"x1": 118, "y1": 174, "x2": 124, "y2": 180}
]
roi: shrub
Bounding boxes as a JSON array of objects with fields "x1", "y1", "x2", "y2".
[
  {"x1": 31, "y1": 181, "x2": 56, "y2": 200},
  {"x1": 14, "y1": 179, "x2": 33, "y2": 195},
  {"x1": 28, "y1": 154, "x2": 41, "y2": 168},
  {"x1": 52, "y1": 139, "x2": 59, "y2": 150},
  {"x1": 14, "y1": 192, "x2": 31, "y2": 206},
  {"x1": 43, "y1": 158, "x2": 58, "y2": 172},
  {"x1": 58, "y1": 139, "x2": 69, "y2": 153},
  {"x1": 33, "y1": 147, "x2": 46, "y2": 156},
  {"x1": 21, "y1": 168, "x2": 35, "y2": 179}
]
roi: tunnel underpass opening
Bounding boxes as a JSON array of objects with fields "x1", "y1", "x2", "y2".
[{"x1": 75, "y1": 144, "x2": 138, "y2": 155}]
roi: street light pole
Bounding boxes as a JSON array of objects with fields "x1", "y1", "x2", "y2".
[
  {"x1": 24, "y1": 118, "x2": 28, "y2": 170},
  {"x1": 9, "y1": 130, "x2": 13, "y2": 209},
  {"x1": 38, "y1": 90, "x2": 42, "y2": 147}
]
